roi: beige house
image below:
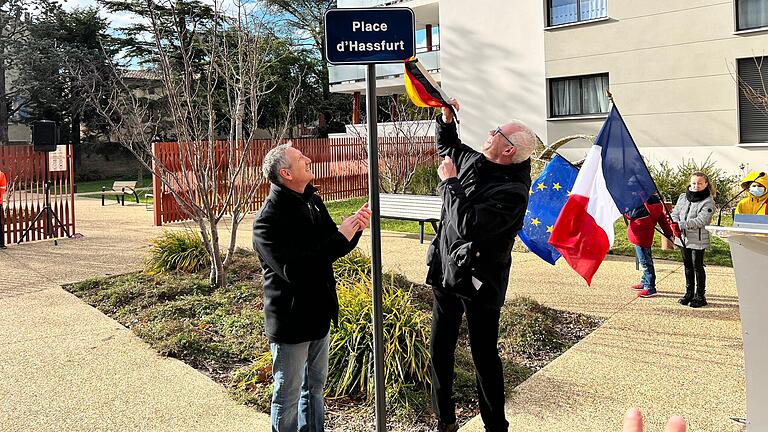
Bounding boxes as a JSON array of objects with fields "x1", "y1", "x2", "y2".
[{"x1": 330, "y1": 0, "x2": 768, "y2": 174}]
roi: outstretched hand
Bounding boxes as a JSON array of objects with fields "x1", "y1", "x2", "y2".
[{"x1": 622, "y1": 408, "x2": 686, "y2": 432}]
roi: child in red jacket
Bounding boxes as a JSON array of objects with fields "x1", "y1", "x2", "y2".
[{"x1": 625, "y1": 194, "x2": 673, "y2": 297}]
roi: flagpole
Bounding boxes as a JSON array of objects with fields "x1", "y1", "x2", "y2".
[{"x1": 606, "y1": 90, "x2": 679, "y2": 247}]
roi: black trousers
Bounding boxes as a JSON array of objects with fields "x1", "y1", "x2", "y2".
[
  {"x1": 681, "y1": 247, "x2": 706, "y2": 298},
  {"x1": 430, "y1": 289, "x2": 508, "y2": 431}
]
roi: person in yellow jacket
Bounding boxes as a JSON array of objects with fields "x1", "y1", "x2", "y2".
[{"x1": 736, "y1": 171, "x2": 768, "y2": 215}]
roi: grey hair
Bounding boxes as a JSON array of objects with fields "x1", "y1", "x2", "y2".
[
  {"x1": 262, "y1": 143, "x2": 292, "y2": 184},
  {"x1": 506, "y1": 119, "x2": 540, "y2": 164}
]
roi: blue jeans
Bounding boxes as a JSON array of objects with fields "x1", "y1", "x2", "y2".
[
  {"x1": 635, "y1": 246, "x2": 656, "y2": 290},
  {"x1": 270, "y1": 332, "x2": 329, "y2": 432}
]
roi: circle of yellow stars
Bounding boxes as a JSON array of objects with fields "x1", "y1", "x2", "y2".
[{"x1": 527, "y1": 181, "x2": 572, "y2": 234}]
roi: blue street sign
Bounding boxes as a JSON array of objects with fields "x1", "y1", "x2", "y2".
[{"x1": 324, "y1": 8, "x2": 415, "y2": 65}]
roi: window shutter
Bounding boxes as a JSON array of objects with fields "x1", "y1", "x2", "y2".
[{"x1": 738, "y1": 57, "x2": 768, "y2": 143}]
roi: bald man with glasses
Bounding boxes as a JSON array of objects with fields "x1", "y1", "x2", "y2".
[{"x1": 426, "y1": 98, "x2": 538, "y2": 432}]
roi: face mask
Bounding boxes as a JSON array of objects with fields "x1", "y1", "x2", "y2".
[{"x1": 750, "y1": 185, "x2": 767, "y2": 197}]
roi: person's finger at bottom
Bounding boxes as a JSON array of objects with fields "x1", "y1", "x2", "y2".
[
  {"x1": 664, "y1": 416, "x2": 686, "y2": 432},
  {"x1": 622, "y1": 408, "x2": 643, "y2": 432}
]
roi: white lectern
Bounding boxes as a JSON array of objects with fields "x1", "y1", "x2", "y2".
[{"x1": 708, "y1": 216, "x2": 768, "y2": 431}]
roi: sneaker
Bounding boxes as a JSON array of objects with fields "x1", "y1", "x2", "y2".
[
  {"x1": 638, "y1": 289, "x2": 658, "y2": 298},
  {"x1": 631, "y1": 283, "x2": 644, "y2": 291}
]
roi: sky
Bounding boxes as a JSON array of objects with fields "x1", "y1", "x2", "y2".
[
  {"x1": 61, "y1": 0, "x2": 137, "y2": 30},
  {"x1": 60, "y1": 0, "x2": 268, "y2": 33},
  {"x1": 59, "y1": 0, "x2": 438, "y2": 64}
]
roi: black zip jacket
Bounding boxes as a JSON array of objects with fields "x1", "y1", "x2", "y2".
[
  {"x1": 252, "y1": 182, "x2": 361, "y2": 343},
  {"x1": 426, "y1": 115, "x2": 531, "y2": 308}
]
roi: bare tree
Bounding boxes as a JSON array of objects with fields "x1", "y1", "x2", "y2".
[
  {"x1": 77, "y1": 0, "x2": 300, "y2": 287},
  {"x1": 351, "y1": 95, "x2": 437, "y2": 194}
]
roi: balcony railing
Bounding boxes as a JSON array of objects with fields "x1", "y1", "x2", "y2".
[{"x1": 329, "y1": 49, "x2": 440, "y2": 85}]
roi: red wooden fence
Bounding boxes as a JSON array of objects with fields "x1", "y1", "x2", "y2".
[
  {"x1": 0, "y1": 145, "x2": 75, "y2": 245},
  {"x1": 152, "y1": 137, "x2": 437, "y2": 226}
]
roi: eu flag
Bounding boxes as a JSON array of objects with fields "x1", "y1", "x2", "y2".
[{"x1": 519, "y1": 155, "x2": 578, "y2": 265}]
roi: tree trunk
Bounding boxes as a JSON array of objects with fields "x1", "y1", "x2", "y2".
[
  {"x1": 71, "y1": 112, "x2": 81, "y2": 190},
  {"x1": 207, "y1": 221, "x2": 226, "y2": 287},
  {"x1": 223, "y1": 211, "x2": 241, "y2": 268}
]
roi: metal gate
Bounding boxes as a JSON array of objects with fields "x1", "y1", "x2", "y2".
[{"x1": 0, "y1": 144, "x2": 75, "y2": 245}]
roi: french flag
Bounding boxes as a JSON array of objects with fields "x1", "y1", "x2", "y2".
[{"x1": 548, "y1": 106, "x2": 657, "y2": 285}]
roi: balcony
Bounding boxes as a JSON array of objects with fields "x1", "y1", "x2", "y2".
[
  {"x1": 328, "y1": 0, "x2": 440, "y2": 95},
  {"x1": 329, "y1": 48, "x2": 440, "y2": 95}
]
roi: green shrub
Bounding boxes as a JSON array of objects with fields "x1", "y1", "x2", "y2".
[
  {"x1": 327, "y1": 275, "x2": 431, "y2": 410},
  {"x1": 407, "y1": 161, "x2": 440, "y2": 195},
  {"x1": 333, "y1": 248, "x2": 372, "y2": 283},
  {"x1": 146, "y1": 230, "x2": 209, "y2": 274},
  {"x1": 649, "y1": 156, "x2": 739, "y2": 207}
]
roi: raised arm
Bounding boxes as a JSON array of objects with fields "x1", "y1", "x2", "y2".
[{"x1": 435, "y1": 98, "x2": 479, "y2": 170}]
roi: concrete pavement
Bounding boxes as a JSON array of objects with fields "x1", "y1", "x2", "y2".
[
  {"x1": 0, "y1": 198, "x2": 270, "y2": 432},
  {"x1": 365, "y1": 231, "x2": 745, "y2": 432}
]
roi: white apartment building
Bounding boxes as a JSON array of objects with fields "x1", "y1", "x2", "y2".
[{"x1": 329, "y1": 0, "x2": 768, "y2": 174}]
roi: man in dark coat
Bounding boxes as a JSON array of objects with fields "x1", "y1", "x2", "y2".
[
  {"x1": 427, "y1": 99, "x2": 536, "y2": 432},
  {"x1": 252, "y1": 143, "x2": 370, "y2": 432}
]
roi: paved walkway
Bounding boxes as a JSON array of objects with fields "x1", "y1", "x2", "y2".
[
  {"x1": 0, "y1": 199, "x2": 269, "y2": 432},
  {"x1": 367, "y1": 232, "x2": 745, "y2": 432},
  {"x1": 0, "y1": 198, "x2": 745, "y2": 431}
]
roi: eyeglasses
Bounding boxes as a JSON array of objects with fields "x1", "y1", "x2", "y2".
[{"x1": 491, "y1": 127, "x2": 515, "y2": 148}]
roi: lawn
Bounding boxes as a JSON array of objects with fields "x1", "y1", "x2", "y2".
[
  {"x1": 73, "y1": 178, "x2": 154, "y2": 202},
  {"x1": 326, "y1": 196, "x2": 437, "y2": 236},
  {"x1": 325, "y1": 197, "x2": 733, "y2": 267}
]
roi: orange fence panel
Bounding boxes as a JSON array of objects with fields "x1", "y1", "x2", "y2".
[
  {"x1": 151, "y1": 137, "x2": 437, "y2": 226},
  {"x1": 0, "y1": 144, "x2": 75, "y2": 245}
]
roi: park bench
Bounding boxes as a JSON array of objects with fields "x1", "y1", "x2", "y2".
[
  {"x1": 379, "y1": 193, "x2": 442, "y2": 243},
  {"x1": 100, "y1": 181, "x2": 141, "y2": 206}
]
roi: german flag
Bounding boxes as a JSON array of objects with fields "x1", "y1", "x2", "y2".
[{"x1": 404, "y1": 57, "x2": 455, "y2": 119}]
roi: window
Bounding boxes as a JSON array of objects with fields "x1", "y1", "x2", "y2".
[
  {"x1": 549, "y1": 73, "x2": 609, "y2": 117},
  {"x1": 737, "y1": 0, "x2": 768, "y2": 31},
  {"x1": 548, "y1": 0, "x2": 607, "y2": 26},
  {"x1": 738, "y1": 57, "x2": 768, "y2": 143}
]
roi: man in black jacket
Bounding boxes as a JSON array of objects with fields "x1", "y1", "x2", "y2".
[
  {"x1": 253, "y1": 143, "x2": 370, "y2": 432},
  {"x1": 427, "y1": 99, "x2": 535, "y2": 432}
]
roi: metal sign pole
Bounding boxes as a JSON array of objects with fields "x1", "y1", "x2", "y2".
[
  {"x1": 366, "y1": 63, "x2": 387, "y2": 432},
  {"x1": 324, "y1": 9, "x2": 415, "y2": 431}
]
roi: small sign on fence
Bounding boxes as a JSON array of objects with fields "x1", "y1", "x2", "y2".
[{"x1": 49, "y1": 145, "x2": 67, "y2": 172}]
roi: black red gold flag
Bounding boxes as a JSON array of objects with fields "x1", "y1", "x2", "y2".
[{"x1": 404, "y1": 57, "x2": 456, "y2": 120}]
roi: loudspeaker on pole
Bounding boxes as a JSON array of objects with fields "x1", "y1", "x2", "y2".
[{"x1": 32, "y1": 120, "x2": 59, "y2": 152}]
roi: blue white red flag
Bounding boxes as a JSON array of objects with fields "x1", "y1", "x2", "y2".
[{"x1": 548, "y1": 106, "x2": 656, "y2": 285}]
